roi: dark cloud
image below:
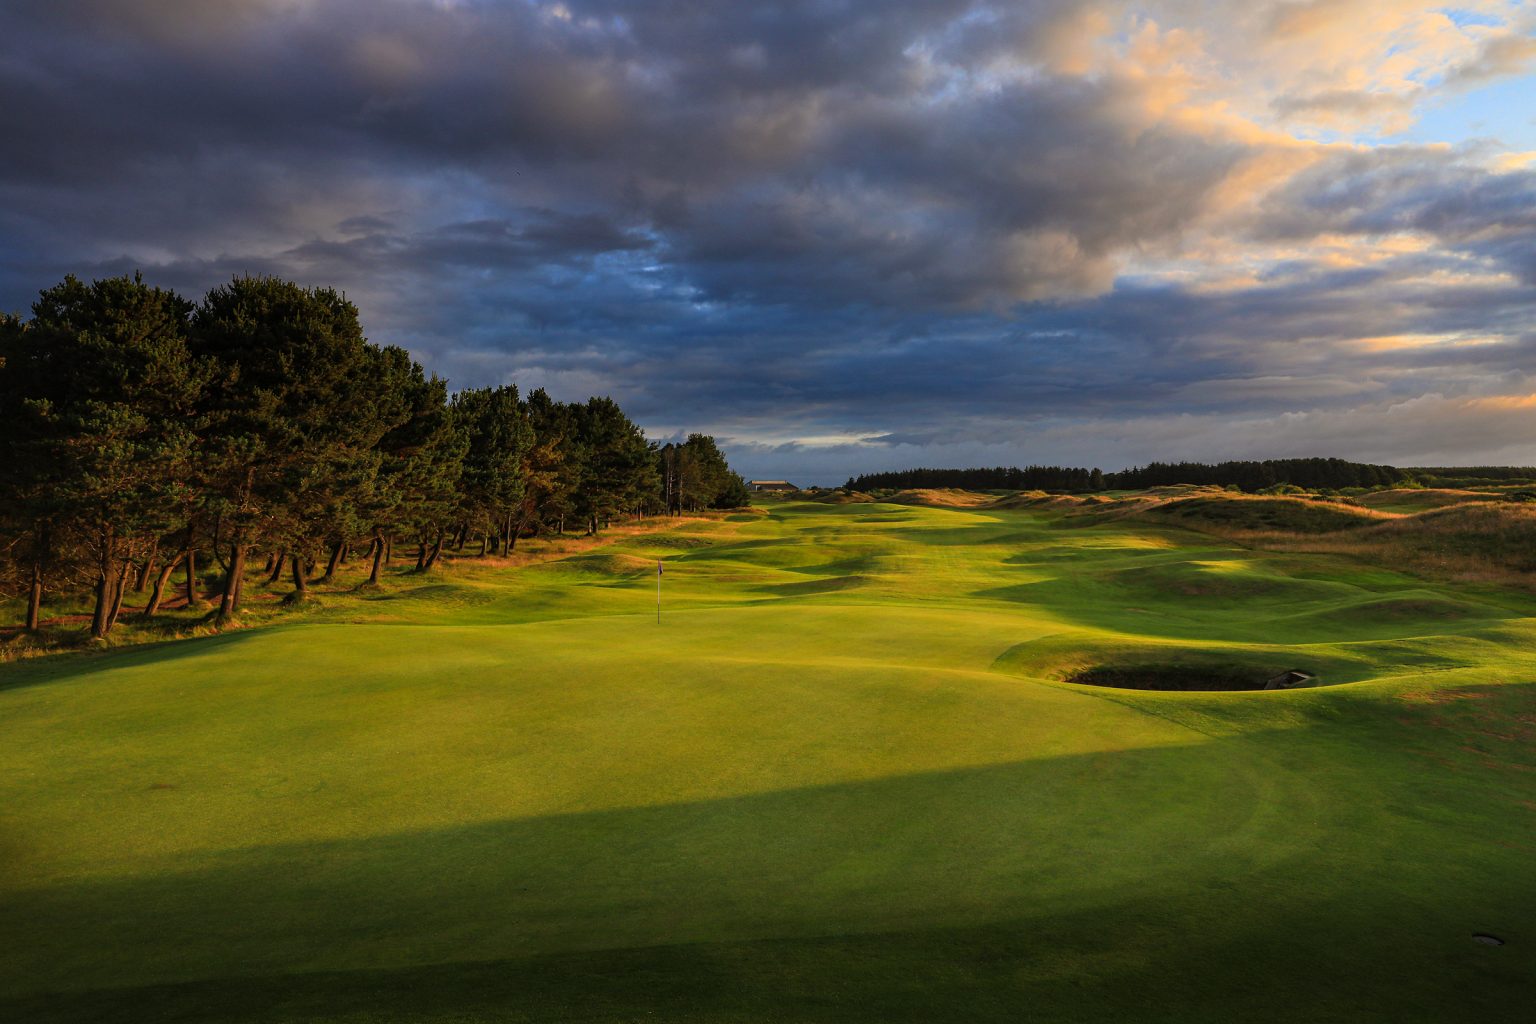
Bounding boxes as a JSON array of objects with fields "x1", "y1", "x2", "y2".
[
  {"x1": 0, "y1": 0, "x2": 1238, "y2": 310},
  {"x1": 1264, "y1": 151, "x2": 1536, "y2": 237},
  {"x1": 1, "y1": 0, "x2": 1534, "y2": 479}
]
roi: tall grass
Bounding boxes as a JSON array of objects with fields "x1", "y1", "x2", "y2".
[{"x1": 1147, "y1": 497, "x2": 1536, "y2": 587}]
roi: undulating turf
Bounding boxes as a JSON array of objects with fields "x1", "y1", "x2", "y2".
[{"x1": 3, "y1": 499, "x2": 1534, "y2": 1022}]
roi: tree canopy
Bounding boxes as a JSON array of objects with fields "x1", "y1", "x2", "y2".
[
  {"x1": 846, "y1": 458, "x2": 1417, "y2": 494},
  {"x1": 1, "y1": 272, "x2": 749, "y2": 638}
]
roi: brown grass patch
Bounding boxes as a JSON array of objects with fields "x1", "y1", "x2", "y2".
[
  {"x1": 1215, "y1": 503, "x2": 1536, "y2": 587},
  {"x1": 888, "y1": 488, "x2": 995, "y2": 508},
  {"x1": 1355, "y1": 488, "x2": 1506, "y2": 511},
  {"x1": 987, "y1": 490, "x2": 1093, "y2": 511}
]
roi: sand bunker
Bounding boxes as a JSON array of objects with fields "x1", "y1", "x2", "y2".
[{"x1": 1066, "y1": 664, "x2": 1319, "y2": 692}]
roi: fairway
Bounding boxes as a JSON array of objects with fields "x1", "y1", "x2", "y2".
[{"x1": 3, "y1": 499, "x2": 1534, "y2": 1022}]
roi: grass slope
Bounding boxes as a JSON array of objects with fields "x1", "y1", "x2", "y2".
[{"x1": 2, "y1": 500, "x2": 1535, "y2": 1022}]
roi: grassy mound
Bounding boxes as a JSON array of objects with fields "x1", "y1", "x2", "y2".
[
  {"x1": 1095, "y1": 560, "x2": 1348, "y2": 603},
  {"x1": 888, "y1": 488, "x2": 995, "y2": 507},
  {"x1": 1143, "y1": 493, "x2": 1387, "y2": 533},
  {"x1": 757, "y1": 573, "x2": 871, "y2": 597},
  {"x1": 1244, "y1": 501, "x2": 1536, "y2": 582},
  {"x1": 1271, "y1": 593, "x2": 1510, "y2": 640},
  {"x1": 1356, "y1": 488, "x2": 1507, "y2": 513},
  {"x1": 542, "y1": 552, "x2": 658, "y2": 576},
  {"x1": 811, "y1": 489, "x2": 876, "y2": 504},
  {"x1": 988, "y1": 489, "x2": 1091, "y2": 511},
  {"x1": 1368, "y1": 503, "x2": 1536, "y2": 567}
]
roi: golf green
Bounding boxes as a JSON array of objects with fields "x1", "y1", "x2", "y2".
[{"x1": 3, "y1": 499, "x2": 1533, "y2": 1022}]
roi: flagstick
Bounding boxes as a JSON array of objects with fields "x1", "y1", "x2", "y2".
[{"x1": 657, "y1": 559, "x2": 662, "y2": 624}]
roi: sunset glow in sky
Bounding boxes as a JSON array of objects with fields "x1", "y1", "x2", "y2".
[{"x1": 3, "y1": 1, "x2": 1534, "y2": 480}]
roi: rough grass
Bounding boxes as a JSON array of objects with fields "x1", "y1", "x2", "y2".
[
  {"x1": 1208, "y1": 502, "x2": 1536, "y2": 587},
  {"x1": 887, "y1": 487, "x2": 997, "y2": 507},
  {"x1": 1355, "y1": 487, "x2": 1508, "y2": 513},
  {"x1": 1143, "y1": 493, "x2": 1390, "y2": 533},
  {"x1": 3, "y1": 499, "x2": 1535, "y2": 1022},
  {"x1": 1015, "y1": 487, "x2": 1536, "y2": 589}
]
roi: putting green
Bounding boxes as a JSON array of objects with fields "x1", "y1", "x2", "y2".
[{"x1": 2, "y1": 499, "x2": 1534, "y2": 1022}]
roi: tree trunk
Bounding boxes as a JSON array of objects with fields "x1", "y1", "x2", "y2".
[
  {"x1": 232, "y1": 548, "x2": 249, "y2": 611},
  {"x1": 320, "y1": 540, "x2": 343, "y2": 583},
  {"x1": 423, "y1": 532, "x2": 445, "y2": 571},
  {"x1": 261, "y1": 551, "x2": 276, "y2": 575},
  {"x1": 511, "y1": 509, "x2": 533, "y2": 551},
  {"x1": 414, "y1": 541, "x2": 427, "y2": 571},
  {"x1": 216, "y1": 540, "x2": 246, "y2": 623},
  {"x1": 89, "y1": 530, "x2": 118, "y2": 640},
  {"x1": 90, "y1": 570, "x2": 114, "y2": 640},
  {"x1": 340, "y1": 543, "x2": 351, "y2": 565},
  {"x1": 23, "y1": 525, "x2": 47, "y2": 629},
  {"x1": 24, "y1": 522, "x2": 49, "y2": 632},
  {"x1": 25, "y1": 561, "x2": 43, "y2": 632},
  {"x1": 135, "y1": 552, "x2": 157, "y2": 592},
  {"x1": 143, "y1": 554, "x2": 181, "y2": 618},
  {"x1": 266, "y1": 549, "x2": 286, "y2": 584},
  {"x1": 366, "y1": 535, "x2": 384, "y2": 586},
  {"x1": 384, "y1": 535, "x2": 393, "y2": 564},
  {"x1": 478, "y1": 534, "x2": 487, "y2": 556},
  {"x1": 185, "y1": 548, "x2": 199, "y2": 607},
  {"x1": 290, "y1": 554, "x2": 310, "y2": 599},
  {"x1": 106, "y1": 558, "x2": 133, "y2": 631}
]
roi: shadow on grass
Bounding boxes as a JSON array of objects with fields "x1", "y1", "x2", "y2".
[
  {"x1": 972, "y1": 560, "x2": 1521, "y2": 646},
  {"x1": 752, "y1": 574, "x2": 872, "y2": 597},
  {"x1": 4, "y1": 893, "x2": 1531, "y2": 1024},
  {"x1": 4, "y1": 709, "x2": 1535, "y2": 1022},
  {"x1": 0, "y1": 629, "x2": 267, "y2": 694}
]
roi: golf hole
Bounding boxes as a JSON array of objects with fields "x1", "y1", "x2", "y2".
[
  {"x1": 1065, "y1": 664, "x2": 1319, "y2": 692},
  {"x1": 1472, "y1": 933, "x2": 1505, "y2": 946}
]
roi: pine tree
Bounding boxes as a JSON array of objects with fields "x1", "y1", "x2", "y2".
[
  {"x1": 573, "y1": 397, "x2": 656, "y2": 534},
  {"x1": 5, "y1": 275, "x2": 202, "y2": 638},
  {"x1": 452, "y1": 385, "x2": 533, "y2": 557},
  {"x1": 190, "y1": 277, "x2": 387, "y2": 614},
  {"x1": 520, "y1": 388, "x2": 578, "y2": 538}
]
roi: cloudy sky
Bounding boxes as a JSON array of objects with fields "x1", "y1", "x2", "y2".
[{"x1": 3, "y1": 1, "x2": 1534, "y2": 482}]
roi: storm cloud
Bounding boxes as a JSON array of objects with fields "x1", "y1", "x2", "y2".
[{"x1": 2, "y1": 0, "x2": 1534, "y2": 480}]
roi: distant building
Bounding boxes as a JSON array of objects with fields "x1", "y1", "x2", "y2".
[{"x1": 749, "y1": 480, "x2": 797, "y2": 492}]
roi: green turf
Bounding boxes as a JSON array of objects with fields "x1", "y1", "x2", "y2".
[{"x1": 3, "y1": 499, "x2": 1534, "y2": 1022}]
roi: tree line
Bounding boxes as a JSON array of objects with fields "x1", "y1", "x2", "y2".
[
  {"x1": 1107, "y1": 458, "x2": 1410, "y2": 491},
  {"x1": 1410, "y1": 467, "x2": 1536, "y2": 487},
  {"x1": 846, "y1": 457, "x2": 1416, "y2": 494},
  {"x1": 845, "y1": 466, "x2": 1106, "y2": 492},
  {"x1": 1, "y1": 273, "x2": 748, "y2": 639}
]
